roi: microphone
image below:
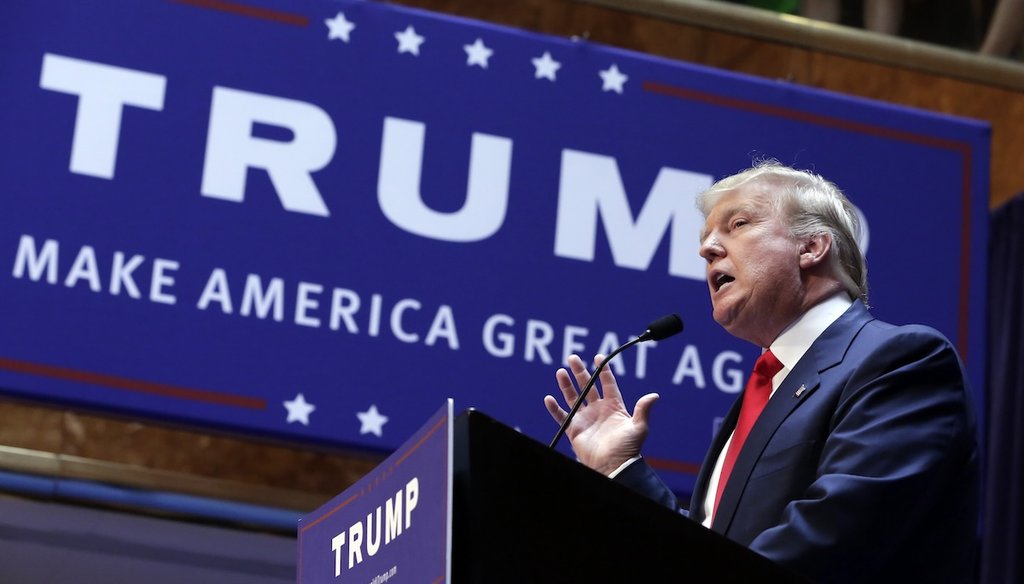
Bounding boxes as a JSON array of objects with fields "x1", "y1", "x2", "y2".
[{"x1": 548, "y1": 314, "x2": 683, "y2": 449}]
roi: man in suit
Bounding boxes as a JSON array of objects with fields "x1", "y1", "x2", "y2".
[{"x1": 544, "y1": 161, "x2": 979, "y2": 583}]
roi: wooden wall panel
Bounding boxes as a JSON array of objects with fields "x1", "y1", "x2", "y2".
[{"x1": 0, "y1": 400, "x2": 379, "y2": 511}]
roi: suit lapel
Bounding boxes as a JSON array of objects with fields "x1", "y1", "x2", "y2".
[
  {"x1": 688, "y1": 396, "x2": 742, "y2": 525},
  {"x1": 710, "y1": 359, "x2": 821, "y2": 533},
  {"x1": 709, "y1": 302, "x2": 874, "y2": 534}
]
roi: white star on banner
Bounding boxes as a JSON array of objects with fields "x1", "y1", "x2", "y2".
[
  {"x1": 395, "y1": 25, "x2": 425, "y2": 56},
  {"x1": 464, "y1": 38, "x2": 493, "y2": 68},
  {"x1": 357, "y1": 404, "x2": 389, "y2": 437},
  {"x1": 532, "y1": 51, "x2": 561, "y2": 81},
  {"x1": 325, "y1": 12, "x2": 355, "y2": 42},
  {"x1": 283, "y1": 393, "x2": 316, "y2": 426},
  {"x1": 599, "y1": 63, "x2": 628, "y2": 93}
]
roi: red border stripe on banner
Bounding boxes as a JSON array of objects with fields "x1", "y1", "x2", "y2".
[
  {"x1": 0, "y1": 357, "x2": 266, "y2": 409},
  {"x1": 169, "y1": 0, "x2": 309, "y2": 27}
]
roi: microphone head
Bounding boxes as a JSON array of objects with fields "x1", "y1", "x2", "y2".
[{"x1": 644, "y1": 313, "x2": 684, "y2": 341}]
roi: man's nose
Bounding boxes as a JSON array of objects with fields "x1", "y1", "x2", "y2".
[{"x1": 699, "y1": 234, "x2": 723, "y2": 262}]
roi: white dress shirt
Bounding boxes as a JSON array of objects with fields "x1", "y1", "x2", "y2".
[{"x1": 699, "y1": 293, "x2": 853, "y2": 527}]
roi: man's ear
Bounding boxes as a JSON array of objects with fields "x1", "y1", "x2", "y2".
[{"x1": 799, "y1": 232, "x2": 833, "y2": 269}]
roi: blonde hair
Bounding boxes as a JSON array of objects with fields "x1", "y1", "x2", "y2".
[{"x1": 697, "y1": 160, "x2": 868, "y2": 304}]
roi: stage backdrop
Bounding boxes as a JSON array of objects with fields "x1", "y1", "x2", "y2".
[{"x1": 0, "y1": 0, "x2": 988, "y2": 495}]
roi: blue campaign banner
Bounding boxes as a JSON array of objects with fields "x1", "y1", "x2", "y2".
[
  {"x1": 0, "y1": 0, "x2": 988, "y2": 496},
  {"x1": 298, "y1": 400, "x2": 452, "y2": 583}
]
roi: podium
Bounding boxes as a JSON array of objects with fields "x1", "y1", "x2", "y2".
[
  {"x1": 298, "y1": 403, "x2": 807, "y2": 583},
  {"x1": 453, "y1": 408, "x2": 806, "y2": 583}
]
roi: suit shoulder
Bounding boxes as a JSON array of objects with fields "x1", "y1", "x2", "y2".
[
  {"x1": 843, "y1": 317, "x2": 966, "y2": 378},
  {"x1": 858, "y1": 318, "x2": 954, "y2": 349}
]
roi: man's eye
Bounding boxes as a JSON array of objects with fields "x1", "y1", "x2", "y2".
[{"x1": 732, "y1": 219, "x2": 748, "y2": 229}]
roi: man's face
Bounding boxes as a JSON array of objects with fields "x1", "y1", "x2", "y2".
[{"x1": 699, "y1": 185, "x2": 806, "y2": 347}]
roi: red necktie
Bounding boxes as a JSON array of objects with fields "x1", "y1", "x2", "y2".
[{"x1": 712, "y1": 349, "x2": 784, "y2": 521}]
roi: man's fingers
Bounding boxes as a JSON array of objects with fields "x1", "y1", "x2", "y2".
[
  {"x1": 555, "y1": 367, "x2": 580, "y2": 405},
  {"x1": 632, "y1": 393, "x2": 660, "y2": 425},
  {"x1": 568, "y1": 354, "x2": 596, "y2": 402},
  {"x1": 544, "y1": 394, "x2": 568, "y2": 424},
  {"x1": 593, "y1": 353, "x2": 623, "y2": 401}
]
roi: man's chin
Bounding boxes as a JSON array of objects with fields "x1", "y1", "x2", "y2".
[
  {"x1": 714, "y1": 310, "x2": 755, "y2": 343},
  {"x1": 712, "y1": 309, "x2": 735, "y2": 330}
]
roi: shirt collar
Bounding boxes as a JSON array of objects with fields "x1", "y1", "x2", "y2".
[{"x1": 769, "y1": 293, "x2": 854, "y2": 372}]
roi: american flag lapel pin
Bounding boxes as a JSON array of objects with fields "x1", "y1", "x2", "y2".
[{"x1": 794, "y1": 384, "x2": 807, "y2": 398}]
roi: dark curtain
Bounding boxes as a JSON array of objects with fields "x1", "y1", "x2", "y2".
[{"x1": 980, "y1": 192, "x2": 1024, "y2": 584}]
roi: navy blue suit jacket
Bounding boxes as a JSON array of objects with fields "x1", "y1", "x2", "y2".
[{"x1": 617, "y1": 302, "x2": 979, "y2": 583}]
